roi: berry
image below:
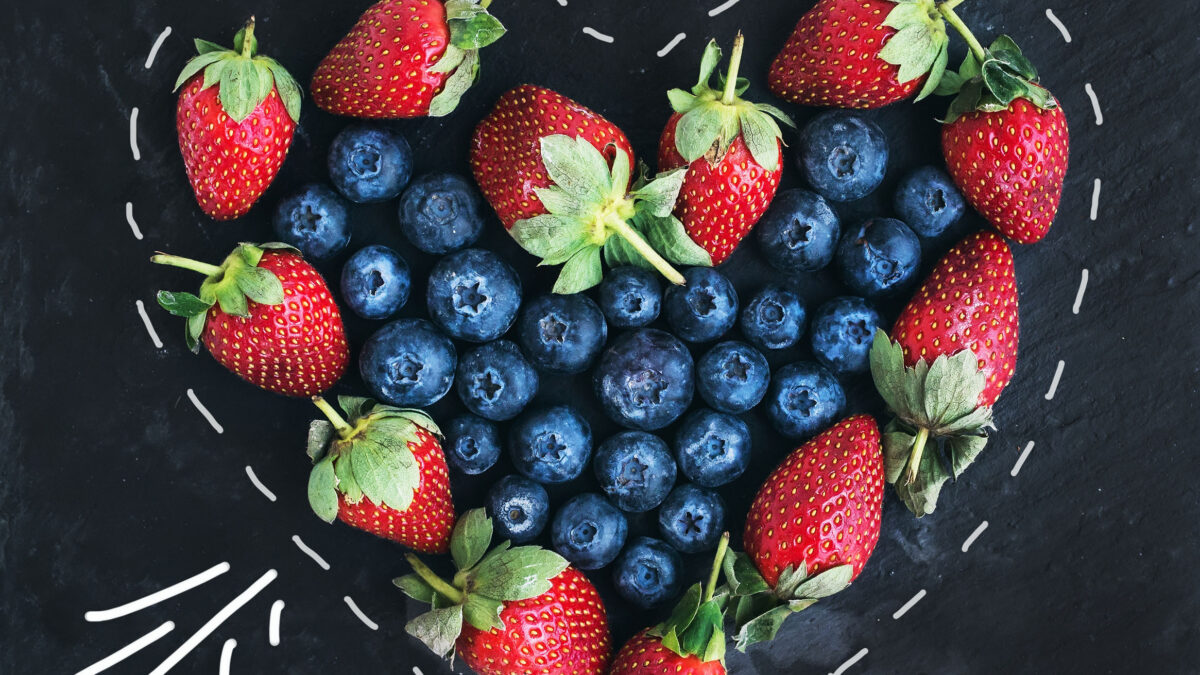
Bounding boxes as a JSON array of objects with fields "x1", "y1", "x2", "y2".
[
  {"x1": 272, "y1": 184, "x2": 351, "y2": 260},
  {"x1": 340, "y1": 245, "x2": 411, "y2": 320},
  {"x1": 894, "y1": 166, "x2": 965, "y2": 238},
  {"x1": 593, "y1": 329, "x2": 695, "y2": 431},
  {"x1": 663, "y1": 267, "x2": 739, "y2": 343},
  {"x1": 836, "y1": 217, "x2": 921, "y2": 297},
  {"x1": 695, "y1": 341, "x2": 770, "y2": 415},
  {"x1": 456, "y1": 340, "x2": 539, "y2": 421},
  {"x1": 612, "y1": 537, "x2": 683, "y2": 609},
  {"x1": 766, "y1": 362, "x2": 845, "y2": 439},
  {"x1": 674, "y1": 408, "x2": 751, "y2": 488},
  {"x1": 740, "y1": 284, "x2": 806, "y2": 351},
  {"x1": 398, "y1": 172, "x2": 487, "y2": 254},
  {"x1": 810, "y1": 297, "x2": 881, "y2": 374},
  {"x1": 596, "y1": 266, "x2": 663, "y2": 329},
  {"x1": 755, "y1": 189, "x2": 841, "y2": 274},
  {"x1": 658, "y1": 484, "x2": 725, "y2": 554},
  {"x1": 798, "y1": 111, "x2": 888, "y2": 202},
  {"x1": 593, "y1": 431, "x2": 677, "y2": 513},
  {"x1": 359, "y1": 318, "x2": 456, "y2": 408},
  {"x1": 516, "y1": 294, "x2": 608, "y2": 375},
  {"x1": 427, "y1": 248, "x2": 522, "y2": 342},
  {"x1": 327, "y1": 125, "x2": 412, "y2": 203},
  {"x1": 509, "y1": 405, "x2": 593, "y2": 484},
  {"x1": 551, "y1": 493, "x2": 629, "y2": 570},
  {"x1": 443, "y1": 414, "x2": 501, "y2": 475},
  {"x1": 486, "y1": 475, "x2": 551, "y2": 544}
]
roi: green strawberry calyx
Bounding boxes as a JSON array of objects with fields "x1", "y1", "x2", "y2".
[
  {"x1": 666, "y1": 33, "x2": 794, "y2": 173},
  {"x1": 874, "y1": 0, "x2": 952, "y2": 101},
  {"x1": 396, "y1": 508, "x2": 571, "y2": 660},
  {"x1": 428, "y1": 0, "x2": 507, "y2": 117},
  {"x1": 647, "y1": 532, "x2": 731, "y2": 665},
  {"x1": 174, "y1": 17, "x2": 302, "y2": 124},
  {"x1": 868, "y1": 330, "x2": 996, "y2": 517}
]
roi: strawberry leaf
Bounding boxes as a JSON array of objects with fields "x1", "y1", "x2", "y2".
[
  {"x1": 510, "y1": 214, "x2": 589, "y2": 260},
  {"x1": 405, "y1": 605, "x2": 463, "y2": 660},
  {"x1": 259, "y1": 56, "x2": 302, "y2": 123},
  {"x1": 631, "y1": 168, "x2": 686, "y2": 218},
  {"x1": 667, "y1": 88, "x2": 699, "y2": 114},
  {"x1": 553, "y1": 246, "x2": 603, "y2": 294},
  {"x1": 532, "y1": 187, "x2": 583, "y2": 217},
  {"x1": 883, "y1": 422, "x2": 916, "y2": 484},
  {"x1": 233, "y1": 265, "x2": 285, "y2": 306},
  {"x1": 336, "y1": 396, "x2": 372, "y2": 422},
  {"x1": 694, "y1": 40, "x2": 723, "y2": 91},
  {"x1": 753, "y1": 102, "x2": 796, "y2": 128},
  {"x1": 916, "y1": 40, "x2": 949, "y2": 101},
  {"x1": 335, "y1": 454, "x2": 362, "y2": 503},
  {"x1": 430, "y1": 45, "x2": 467, "y2": 75},
  {"x1": 638, "y1": 214, "x2": 713, "y2": 268},
  {"x1": 462, "y1": 594, "x2": 505, "y2": 632},
  {"x1": 738, "y1": 108, "x2": 781, "y2": 172},
  {"x1": 675, "y1": 105, "x2": 725, "y2": 164},
  {"x1": 678, "y1": 602, "x2": 722, "y2": 656},
  {"x1": 448, "y1": 12, "x2": 506, "y2": 50},
  {"x1": 393, "y1": 574, "x2": 436, "y2": 603},
  {"x1": 451, "y1": 508, "x2": 493, "y2": 572},
  {"x1": 469, "y1": 545, "x2": 569, "y2": 601},
  {"x1": 428, "y1": 48, "x2": 479, "y2": 118},
  {"x1": 306, "y1": 420, "x2": 335, "y2": 462},
  {"x1": 923, "y1": 348, "x2": 987, "y2": 426},
  {"x1": 988, "y1": 35, "x2": 1037, "y2": 81},
  {"x1": 732, "y1": 603, "x2": 792, "y2": 652},
  {"x1": 947, "y1": 433, "x2": 989, "y2": 479},
  {"x1": 539, "y1": 135, "x2": 612, "y2": 203},
  {"x1": 894, "y1": 443, "x2": 950, "y2": 517},
  {"x1": 157, "y1": 290, "x2": 212, "y2": 318},
  {"x1": 185, "y1": 312, "x2": 206, "y2": 353},
  {"x1": 792, "y1": 565, "x2": 853, "y2": 599},
  {"x1": 721, "y1": 550, "x2": 769, "y2": 597},
  {"x1": 212, "y1": 282, "x2": 249, "y2": 318},
  {"x1": 603, "y1": 235, "x2": 649, "y2": 270},
  {"x1": 194, "y1": 38, "x2": 226, "y2": 54},
  {"x1": 173, "y1": 51, "x2": 226, "y2": 91},
  {"x1": 307, "y1": 455, "x2": 339, "y2": 523},
  {"x1": 981, "y1": 60, "x2": 1025, "y2": 106}
]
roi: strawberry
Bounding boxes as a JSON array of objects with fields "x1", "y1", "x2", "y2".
[
  {"x1": 174, "y1": 19, "x2": 302, "y2": 220},
  {"x1": 306, "y1": 396, "x2": 454, "y2": 553},
  {"x1": 869, "y1": 231, "x2": 1019, "y2": 516},
  {"x1": 311, "y1": 0, "x2": 505, "y2": 119},
  {"x1": 152, "y1": 243, "x2": 348, "y2": 397},
  {"x1": 398, "y1": 509, "x2": 611, "y2": 674},
  {"x1": 471, "y1": 85, "x2": 709, "y2": 293},
  {"x1": 723, "y1": 415, "x2": 884, "y2": 650},
  {"x1": 658, "y1": 34, "x2": 793, "y2": 265},
  {"x1": 767, "y1": 0, "x2": 951, "y2": 109}
]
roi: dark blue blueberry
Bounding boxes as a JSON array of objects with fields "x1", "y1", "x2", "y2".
[
  {"x1": 664, "y1": 267, "x2": 739, "y2": 343},
  {"x1": 765, "y1": 362, "x2": 845, "y2": 439},
  {"x1": 894, "y1": 166, "x2": 965, "y2": 238},
  {"x1": 509, "y1": 405, "x2": 593, "y2": 484},
  {"x1": 427, "y1": 248, "x2": 522, "y2": 342},
  {"x1": 593, "y1": 431, "x2": 677, "y2": 513},
  {"x1": 657, "y1": 484, "x2": 726, "y2": 554},
  {"x1": 695, "y1": 341, "x2": 770, "y2": 415},
  {"x1": 456, "y1": 340, "x2": 539, "y2": 421},
  {"x1": 593, "y1": 329, "x2": 694, "y2": 431},
  {"x1": 340, "y1": 245, "x2": 411, "y2": 320},
  {"x1": 486, "y1": 475, "x2": 551, "y2": 544},
  {"x1": 798, "y1": 111, "x2": 888, "y2": 202},
  {"x1": 398, "y1": 173, "x2": 486, "y2": 254},
  {"x1": 516, "y1": 294, "x2": 608, "y2": 375},
  {"x1": 359, "y1": 318, "x2": 456, "y2": 408},
  {"x1": 810, "y1": 297, "x2": 883, "y2": 375},
  {"x1": 674, "y1": 409, "x2": 751, "y2": 488},
  {"x1": 756, "y1": 189, "x2": 841, "y2": 273},
  {"x1": 327, "y1": 125, "x2": 412, "y2": 203},
  {"x1": 272, "y1": 184, "x2": 350, "y2": 260},
  {"x1": 551, "y1": 493, "x2": 628, "y2": 570},
  {"x1": 740, "y1": 284, "x2": 806, "y2": 351},
  {"x1": 612, "y1": 537, "x2": 683, "y2": 609},
  {"x1": 836, "y1": 218, "x2": 921, "y2": 298},
  {"x1": 443, "y1": 414, "x2": 501, "y2": 475},
  {"x1": 596, "y1": 266, "x2": 663, "y2": 328}
]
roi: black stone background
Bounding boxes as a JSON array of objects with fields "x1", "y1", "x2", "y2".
[{"x1": 3, "y1": 0, "x2": 1198, "y2": 673}]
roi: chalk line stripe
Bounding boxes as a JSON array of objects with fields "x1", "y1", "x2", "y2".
[
  {"x1": 1085, "y1": 83, "x2": 1103, "y2": 125},
  {"x1": 148, "y1": 569, "x2": 278, "y2": 675},
  {"x1": 136, "y1": 300, "x2": 163, "y2": 349},
  {"x1": 1090, "y1": 179, "x2": 1101, "y2": 221},
  {"x1": 129, "y1": 107, "x2": 141, "y2": 161},
  {"x1": 145, "y1": 26, "x2": 172, "y2": 68},
  {"x1": 75, "y1": 620, "x2": 176, "y2": 675},
  {"x1": 292, "y1": 535, "x2": 331, "y2": 571},
  {"x1": 1045, "y1": 9, "x2": 1071, "y2": 43},
  {"x1": 85, "y1": 561, "x2": 231, "y2": 622},
  {"x1": 1011, "y1": 441, "x2": 1036, "y2": 477},
  {"x1": 962, "y1": 521, "x2": 989, "y2": 553},
  {"x1": 269, "y1": 600, "x2": 285, "y2": 646},
  {"x1": 554, "y1": 0, "x2": 566, "y2": 5},
  {"x1": 218, "y1": 640, "x2": 236, "y2": 675},
  {"x1": 708, "y1": 0, "x2": 741, "y2": 17},
  {"x1": 582, "y1": 27, "x2": 613, "y2": 43},
  {"x1": 344, "y1": 596, "x2": 379, "y2": 631},
  {"x1": 125, "y1": 202, "x2": 144, "y2": 240},
  {"x1": 1045, "y1": 360, "x2": 1065, "y2": 400},
  {"x1": 829, "y1": 648, "x2": 868, "y2": 675},
  {"x1": 1073, "y1": 269, "x2": 1089, "y2": 314},
  {"x1": 187, "y1": 388, "x2": 224, "y2": 434},
  {"x1": 245, "y1": 465, "x2": 277, "y2": 502},
  {"x1": 657, "y1": 33, "x2": 687, "y2": 57},
  {"x1": 413, "y1": 668, "x2": 425, "y2": 675},
  {"x1": 892, "y1": 589, "x2": 927, "y2": 620}
]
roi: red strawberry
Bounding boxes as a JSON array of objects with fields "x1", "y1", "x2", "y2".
[
  {"x1": 311, "y1": 0, "x2": 505, "y2": 119},
  {"x1": 152, "y1": 243, "x2": 348, "y2": 397},
  {"x1": 767, "y1": 0, "x2": 951, "y2": 109},
  {"x1": 174, "y1": 19, "x2": 302, "y2": 220},
  {"x1": 307, "y1": 396, "x2": 454, "y2": 553},
  {"x1": 658, "y1": 34, "x2": 793, "y2": 265},
  {"x1": 399, "y1": 509, "x2": 611, "y2": 674},
  {"x1": 869, "y1": 231, "x2": 1019, "y2": 516}
]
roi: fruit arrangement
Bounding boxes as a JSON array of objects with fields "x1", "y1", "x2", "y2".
[{"x1": 152, "y1": 2, "x2": 1069, "y2": 671}]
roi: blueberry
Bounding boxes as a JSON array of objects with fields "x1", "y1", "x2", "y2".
[
  {"x1": 509, "y1": 405, "x2": 593, "y2": 484},
  {"x1": 456, "y1": 340, "x2": 539, "y2": 421},
  {"x1": 663, "y1": 267, "x2": 739, "y2": 343},
  {"x1": 596, "y1": 266, "x2": 663, "y2": 328},
  {"x1": 766, "y1": 362, "x2": 845, "y2": 439},
  {"x1": 272, "y1": 184, "x2": 351, "y2": 260},
  {"x1": 340, "y1": 245, "x2": 411, "y2": 320},
  {"x1": 740, "y1": 284, "x2": 806, "y2": 351},
  {"x1": 593, "y1": 329, "x2": 694, "y2": 431},
  {"x1": 613, "y1": 537, "x2": 683, "y2": 609},
  {"x1": 756, "y1": 189, "x2": 841, "y2": 273},
  {"x1": 836, "y1": 218, "x2": 921, "y2": 297},
  {"x1": 427, "y1": 248, "x2": 522, "y2": 342},
  {"x1": 551, "y1": 493, "x2": 628, "y2": 570},
  {"x1": 798, "y1": 111, "x2": 888, "y2": 202},
  {"x1": 443, "y1": 414, "x2": 501, "y2": 475},
  {"x1": 695, "y1": 341, "x2": 770, "y2": 414},
  {"x1": 593, "y1": 431, "x2": 677, "y2": 513},
  {"x1": 810, "y1": 297, "x2": 883, "y2": 375},
  {"x1": 398, "y1": 173, "x2": 486, "y2": 254},
  {"x1": 359, "y1": 319, "x2": 456, "y2": 408},
  {"x1": 516, "y1": 294, "x2": 608, "y2": 375},
  {"x1": 894, "y1": 166, "x2": 965, "y2": 238},
  {"x1": 674, "y1": 409, "x2": 751, "y2": 488},
  {"x1": 658, "y1": 484, "x2": 726, "y2": 554},
  {"x1": 487, "y1": 475, "x2": 551, "y2": 544},
  {"x1": 327, "y1": 125, "x2": 412, "y2": 203}
]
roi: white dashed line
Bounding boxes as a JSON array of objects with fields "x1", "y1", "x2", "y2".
[
  {"x1": 129, "y1": 107, "x2": 141, "y2": 160},
  {"x1": 554, "y1": 0, "x2": 566, "y2": 5},
  {"x1": 829, "y1": 648, "x2": 869, "y2": 675},
  {"x1": 1045, "y1": 361, "x2": 1065, "y2": 400},
  {"x1": 413, "y1": 668, "x2": 425, "y2": 675},
  {"x1": 657, "y1": 32, "x2": 687, "y2": 57},
  {"x1": 1084, "y1": 83, "x2": 1103, "y2": 125},
  {"x1": 135, "y1": 300, "x2": 163, "y2": 349},
  {"x1": 1044, "y1": 9, "x2": 1071, "y2": 43},
  {"x1": 962, "y1": 521, "x2": 989, "y2": 553},
  {"x1": 76, "y1": 621, "x2": 176, "y2": 675},
  {"x1": 145, "y1": 26, "x2": 172, "y2": 68},
  {"x1": 708, "y1": 0, "x2": 742, "y2": 16},
  {"x1": 1011, "y1": 441, "x2": 1037, "y2": 477},
  {"x1": 268, "y1": 600, "x2": 285, "y2": 646},
  {"x1": 85, "y1": 562, "x2": 231, "y2": 622},
  {"x1": 125, "y1": 202, "x2": 144, "y2": 240},
  {"x1": 1073, "y1": 269, "x2": 1089, "y2": 314},
  {"x1": 1090, "y1": 178, "x2": 1101, "y2": 220},
  {"x1": 218, "y1": 639, "x2": 236, "y2": 675},
  {"x1": 187, "y1": 388, "x2": 224, "y2": 434},
  {"x1": 344, "y1": 596, "x2": 379, "y2": 631},
  {"x1": 291, "y1": 535, "x2": 331, "y2": 571},
  {"x1": 582, "y1": 27, "x2": 614, "y2": 43},
  {"x1": 892, "y1": 589, "x2": 927, "y2": 619},
  {"x1": 244, "y1": 465, "x2": 277, "y2": 502}
]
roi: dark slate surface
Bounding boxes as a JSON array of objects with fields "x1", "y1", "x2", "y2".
[{"x1": 2, "y1": 1, "x2": 1197, "y2": 673}]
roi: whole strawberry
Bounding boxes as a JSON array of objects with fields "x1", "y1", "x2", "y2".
[
  {"x1": 398, "y1": 509, "x2": 611, "y2": 674},
  {"x1": 869, "y1": 231, "x2": 1019, "y2": 516},
  {"x1": 472, "y1": 85, "x2": 708, "y2": 293},
  {"x1": 658, "y1": 34, "x2": 794, "y2": 265},
  {"x1": 311, "y1": 0, "x2": 505, "y2": 118},
  {"x1": 768, "y1": 0, "x2": 950, "y2": 109},
  {"x1": 307, "y1": 396, "x2": 454, "y2": 553},
  {"x1": 174, "y1": 19, "x2": 301, "y2": 220},
  {"x1": 153, "y1": 243, "x2": 348, "y2": 397}
]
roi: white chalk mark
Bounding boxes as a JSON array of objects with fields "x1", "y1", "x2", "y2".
[
  {"x1": 344, "y1": 596, "x2": 379, "y2": 631},
  {"x1": 136, "y1": 300, "x2": 163, "y2": 349},
  {"x1": 145, "y1": 26, "x2": 172, "y2": 68},
  {"x1": 187, "y1": 388, "x2": 224, "y2": 434},
  {"x1": 76, "y1": 620, "x2": 176, "y2": 675},
  {"x1": 962, "y1": 521, "x2": 989, "y2": 552},
  {"x1": 245, "y1": 465, "x2": 277, "y2": 502},
  {"x1": 1085, "y1": 83, "x2": 1103, "y2": 125},
  {"x1": 582, "y1": 27, "x2": 614, "y2": 43},
  {"x1": 85, "y1": 561, "x2": 231, "y2": 622},
  {"x1": 125, "y1": 202, "x2": 144, "y2": 240},
  {"x1": 129, "y1": 107, "x2": 141, "y2": 160},
  {"x1": 1011, "y1": 441, "x2": 1036, "y2": 477},
  {"x1": 219, "y1": 639, "x2": 236, "y2": 675},
  {"x1": 269, "y1": 600, "x2": 285, "y2": 646},
  {"x1": 1073, "y1": 269, "x2": 1089, "y2": 314},
  {"x1": 1045, "y1": 360, "x2": 1065, "y2": 400},
  {"x1": 1090, "y1": 179, "x2": 1102, "y2": 221},
  {"x1": 1044, "y1": 9, "x2": 1071, "y2": 43},
  {"x1": 413, "y1": 669, "x2": 425, "y2": 675},
  {"x1": 291, "y1": 534, "x2": 331, "y2": 570},
  {"x1": 554, "y1": 0, "x2": 566, "y2": 5},
  {"x1": 657, "y1": 33, "x2": 687, "y2": 58},
  {"x1": 708, "y1": 0, "x2": 742, "y2": 16},
  {"x1": 148, "y1": 569, "x2": 278, "y2": 675},
  {"x1": 829, "y1": 648, "x2": 869, "y2": 675},
  {"x1": 892, "y1": 589, "x2": 927, "y2": 619}
]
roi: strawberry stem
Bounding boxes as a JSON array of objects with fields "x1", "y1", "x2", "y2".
[
  {"x1": 150, "y1": 254, "x2": 223, "y2": 277},
  {"x1": 240, "y1": 17, "x2": 256, "y2": 58},
  {"x1": 312, "y1": 396, "x2": 355, "y2": 439},
  {"x1": 720, "y1": 32, "x2": 745, "y2": 106},
  {"x1": 905, "y1": 427, "x2": 931, "y2": 485},
  {"x1": 938, "y1": 4, "x2": 987, "y2": 63},
  {"x1": 608, "y1": 218, "x2": 685, "y2": 285},
  {"x1": 406, "y1": 553, "x2": 466, "y2": 604},
  {"x1": 704, "y1": 532, "x2": 731, "y2": 602},
  {"x1": 941, "y1": 0, "x2": 967, "y2": 10}
]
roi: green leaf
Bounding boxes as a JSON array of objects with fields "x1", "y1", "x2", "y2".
[
  {"x1": 731, "y1": 593, "x2": 775, "y2": 628},
  {"x1": 793, "y1": 565, "x2": 853, "y2": 599},
  {"x1": 449, "y1": 12, "x2": 506, "y2": 50},
  {"x1": 610, "y1": 148, "x2": 632, "y2": 193},
  {"x1": 307, "y1": 456, "x2": 339, "y2": 523},
  {"x1": 960, "y1": 50, "x2": 982, "y2": 80},
  {"x1": 722, "y1": 550, "x2": 770, "y2": 597},
  {"x1": 640, "y1": 214, "x2": 712, "y2": 268},
  {"x1": 933, "y1": 68, "x2": 965, "y2": 97},
  {"x1": 393, "y1": 574, "x2": 436, "y2": 603},
  {"x1": 869, "y1": 330, "x2": 909, "y2": 415},
  {"x1": 185, "y1": 311, "x2": 206, "y2": 353},
  {"x1": 211, "y1": 282, "x2": 249, "y2": 317},
  {"x1": 923, "y1": 349, "x2": 987, "y2": 427},
  {"x1": 701, "y1": 624, "x2": 726, "y2": 663},
  {"x1": 1022, "y1": 82, "x2": 1056, "y2": 110},
  {"x1": 174, "y1": 52, "x2": 227, "y2": 91},
  {"x1": 733, "y1": 604, "x2": 793, "y2": 652},
  {"x1": 194, "y1": 38, "x2": 227, "y2": 55},
  {"x1": 738, "y1": 109, "x2": 781, "y2": 173},
  {"x1": 695, "y1": 40, "x2": 722, "y2": 90},
  {"x1": 658, "y1": 583, "x2": 702, "y2": 636},
  {"x1": 157, "y1": 290, "x2": 212, "y2": 318},
  {"x1": 443, "y1": 0, "x2": 482, "y2": 19},
  {"x1": 916, "y1": 41, "x2": 950, "y2": 101},
  {"x1": 469, "y1": 546, "x2": 570, "y2": 601},
  {"x1": 632, "y1": 167, "x2": 686, "y2": 218},
  {"x1": 533, "y1": 186, "x2": 583, "y2": 217},
  {"x1": 754, "y1": 102, "x2": 796, "y2": 128},
  {"x1": 946, "y1": 433, "x2": 989, "y2": 478},
  {"x1": 539, "y1": 135, "x2": 612, "y2": 203},
  {"x1": 667, "y1": 88, "x2": 699, "y2": 113},
  {"x1": 428, "y1": 48, "x2": 479, "y2": 117},
  {"x1": 883, "y1": 1, "x2": 927, "y2": 29},
  {"x1": 675, "y1": 105, "x2": 724, "y2": 163},
  {"x1": 938, "y1": 405, "x2": 994, "y2": 436},
  {"x1": 603, "y1": 234, "x2": 649, "y2": 270},
  {"x1": 510, "y1": 214, "x2": 588, "y2": 259},
  {"x1": 988, "y1": 35, "x2": 1037, "y2": 80},
  {"x1": 882, "y1": 423, "x2": 916, "y2": 485},
  {"x1": 982, "y1": 60, "x2": 1026, "y2": 106},
  {"x1": 232, "y1": 25, "x2": 257, "y2": 56},
  {"x1": 201, "y1": 58, "x2": 229, "y2": 91},
  {"x1": 786, "y1": 598, "x2": 818, "y2": 613},
  {"x1": 260, "y1": 57, "x2": 302, "y2": 123},
  {"x1": 879, "y1": 23, "x2": 940, "y2": 83},
  {"x1": 405, "y1": 605, "x2": 463, "y2": 660},
  {"x1": 540, "y1": 240, "x2": 590, "y2": 268},
  {"x1": 430, "y1": 44, "x2": 467, "y2": 75},
  {"x1": 773, "y1": 563, "x2": 807, "y2": 599},
  {"x1": 334, "y1": 454, "x2": 362, "y2": 503},
  {"x1": 678, "y1": 602, "x2": 722, "y2": 656},
  {"x1": 553, "y1": 246, "x2": 603, "y2": 294},
  {"x1": 337, "y1": 396, "x2": 372, "y2": 422},
  {"x1": 306, "y1": 420, "x2": 335, "y2": 462},
  {"x1": 894, "y1": 441, "x2": 951, "y2": 517},
  {"x1": 219, "y1": 58, "x2": 261, "y2": 123},
  {"x1": 462, "y1": 594, "x2": 505, "y2": 632},
  {"x1": 352, "y1": 443, "x2": 416, "y2": 511},
  {"x1": 233, "y1": 266, "x2": 284, "y2": 306},
  {"x1": 451, "y1": 508, "x2": 494, "y2": 572}
]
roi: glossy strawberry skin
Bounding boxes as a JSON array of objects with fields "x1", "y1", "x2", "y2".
[
  {"x1": 942, "y1": 98, "x2": 1069, "y2": 244},
  {"x1": 456, "y1": 566, "x2": 611, "y2": 675},
  {"x1": 471, "y1": 84, "x2": 635, "y2": 229},
  {"x1": 610, "y1": 629, "x2": 725, "y2": 675},
  {"x1": 768, "y1": 0, "x2": 921, "y2": 109},
  {"x1": 891, "y1": 231, "x2": 1019, "y2": 407},
  {"x1": 658, "y1": 113, "x2": 782, "y2": 265},
  {"x1": 743, "y1": 415, "x2": 884, "y2": 588},
  {"x1": 176, "y1": 77, "x2": 295, "y2": 220},
  {"x1": 200, "y1": 251, "x2": 348, "y2": 397}
]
